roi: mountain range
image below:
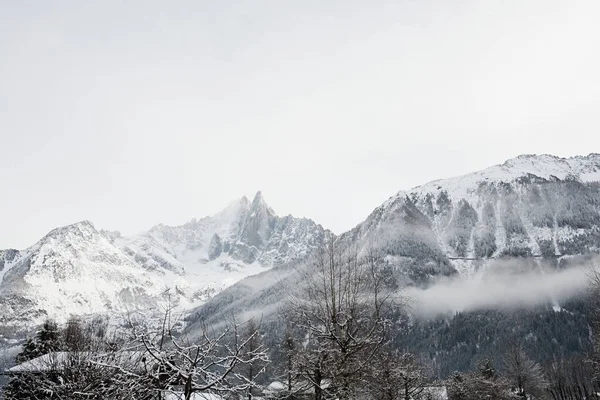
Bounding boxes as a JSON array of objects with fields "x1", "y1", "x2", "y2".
[
  {"x1": 183, "y1": 153, "x2": 600, "y2": 377},
  {"x1": 2, "y1": 153, "x2": 600, "y2": 334},
  {"x1": 0, "y1": 191, "x2": 328, "y2": 331},
  {"x1": 185, "y1": 153, "x2": 600, "y2": 330}
]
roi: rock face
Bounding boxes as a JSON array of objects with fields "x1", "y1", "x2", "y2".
[
  {"x1": 133, "y1": 191, "x2": 329, "y2": 269},
  {"x1": 0, "y1": 192, "x2": 329, "y2": 330},
  {"x1": 208, "y1": 234, "x2": 223, "y2": 261},
  {"x1": 0, "y1": 249, "x2": 19, "y2": 273},
  {"x1": 338, "y1": 153, "x2": 600, "y2": 281}
]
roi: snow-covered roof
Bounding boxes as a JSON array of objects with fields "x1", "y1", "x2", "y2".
[
  {"x1": 5, "y1": 351, "x2": 147, "y2": 374},
  {"x1": 7, "y1": 352, "x2": 71, "y2": 373},
  {"x1": 264, "y1": 379, "x2": 330, "y2": 394},
  {"x1": 266, "y1": 381, "x2": 286, "y2": 391},
  {"x1": 163, "y1": 393, "x2": 224, "y2": 400},
  {"x1": 420, "y1": 385, "x2": 449, "y2": 400}
]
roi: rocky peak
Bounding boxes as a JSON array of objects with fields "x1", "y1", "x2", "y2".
[
  {"x1": 389, "y1": 154, "x2": 600, "y2": 209},
  {"x1": 0, "y1": 249, "x2": 20, "y2": 272},
  {"x1": 249, "y1": 191, "x2": 275, "y2": 216},
  {"x1": 239, "y1": 192, "x2": 276, "y2": 249},
  {"x1": 215, "y1": 196, "x2": 252, "y2": 220},
  {"x1": 208, "y1": 234, "x2": 223, "y2": 260},
  {"x1": 40, "y1": 220, "x2": 99, "y2": 246},
  {"x1": 0, "y1": 192, "x2": 330, "y2": 329}
]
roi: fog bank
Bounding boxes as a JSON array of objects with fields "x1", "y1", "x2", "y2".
[{"x1": 407, "y1": 261, "x2": 591, "y2": 318}]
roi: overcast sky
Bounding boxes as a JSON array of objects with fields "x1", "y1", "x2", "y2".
[{"x1": 1, "y1": 1, "x2": 600, "y2": 249}]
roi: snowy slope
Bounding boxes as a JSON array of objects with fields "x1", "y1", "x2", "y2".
[
  {"x1": 0, "y1": 221, "x2": 167, "y2": 328},
  {"x1": 0, "y1": 192, "x2": 329, "y2": 330},
  {"x1": 349, "y1": 153, "x2": 600, "y2": 276}
]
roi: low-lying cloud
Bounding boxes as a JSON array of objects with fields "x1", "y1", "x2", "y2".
[{"x1": 406, "y1": 260, "x2": 592, "y2": 318}]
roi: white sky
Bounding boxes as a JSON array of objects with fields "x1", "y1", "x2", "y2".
[{"x1": 1, "y1": 0, "x2": 600, "y2": 249}]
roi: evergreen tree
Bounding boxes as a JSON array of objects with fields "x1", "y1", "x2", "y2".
[
  {"x1": 477, "y1": 358, "x2": 497, "y2": 381},
  {"x1": 14, "y1": 319, "x2": 61, "y2": 364}
]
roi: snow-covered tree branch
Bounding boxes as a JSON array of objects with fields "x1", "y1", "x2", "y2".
[{"x1": 284, "y1": 235, "x2": 405, "y2": 400}]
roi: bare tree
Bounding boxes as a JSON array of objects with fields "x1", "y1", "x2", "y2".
[
  {"x1": 367, "y1": 350, "x2": 427, "y2": 400},
  {"x1": 544, "y1": 355, "x2": 598, "y2": 400},
  {"x1": 286, "y1": 235, "x2": 398, "y2": 400},
  {"x1": 503, "y1": 342, "x2": 548, "y2": 399},
  {"x1": 283, "y1": 323, "x2": 296, "y2": 396},
  {"x1": 4, "y1": 341, "x2": 152, "y2": 399},
  {"x1": 122, "y1": 308, "x2": 270, "y2": 400},
  {"x1": 587, "y1": 265, "x2": 600, "y2": 383},
  {"x1": 236, "y1": 317, "x2": 267, "y2": 399},
  {"x1": 62, "y1": 317, "x2": 90, "y2": 352}
]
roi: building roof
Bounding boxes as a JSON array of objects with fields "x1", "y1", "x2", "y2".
[
  {"x1": 5, "y1": 351, "x2": 147, "y2": 374},
  {"x1": 420, "y1": 386, "x2": 449, "y2": 400}
]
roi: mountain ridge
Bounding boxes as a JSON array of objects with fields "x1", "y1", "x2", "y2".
[
  {"x1": 0, "y1": 192, "x2": 329, "y2": 330},
  {"x1": 185, "y1": 153, "x2": 600, "y2": 333},
  {"x1": 2, "y1": 154, "x2": 600, "y2": 331}
]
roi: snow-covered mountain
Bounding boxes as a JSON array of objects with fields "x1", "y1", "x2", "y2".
[
  {"x1": 337, "y1": 153, "x2": 600, "y2": 280},
  {"x1": 0, "y1": 192, "x2": 329, "y2": 331},
  {"x1": 3, "y1": 154, "x2": 600, "y2": 332},
  {"x1": 186, "y1": 154, "x2": 600, "y2": 329},
  {"x1": 0, "y1": 221, "x2": 164, "y2": 329}
]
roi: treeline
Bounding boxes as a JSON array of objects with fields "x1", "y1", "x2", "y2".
[
  {"x1": 4, "y1": 316, "x2": 596, "y2": 400},
  {"x1": 394, "y1": 299, "x2": 593, "y2": 378}
]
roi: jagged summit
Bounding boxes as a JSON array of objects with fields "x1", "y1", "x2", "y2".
[
  {"x1": 44, "y1": 220, "x2": 97, "y2": 238},
  {"x1": 154, "y1": 192, "x2": 272, "y2": 236},
  {"x1": 252, "y1": 190, "x2": 264, "y2": 202},
  {"x1": 248, "y1": 191, "x2": 276, "y2": 216},
  {"x1": 0, "y1": 192, "x2": 328, "y2": 329},
  {"x1": 216, "y1": 195, "x2": 251, "y2": 217}
]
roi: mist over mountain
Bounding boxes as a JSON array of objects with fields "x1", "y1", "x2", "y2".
[{"x1": 406, "y1": 259, "x2": 593, "y2": 318}]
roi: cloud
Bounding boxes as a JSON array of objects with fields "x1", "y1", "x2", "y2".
[{"x1": 406, "y1": 260, "x2": 591, "y2": 318}]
